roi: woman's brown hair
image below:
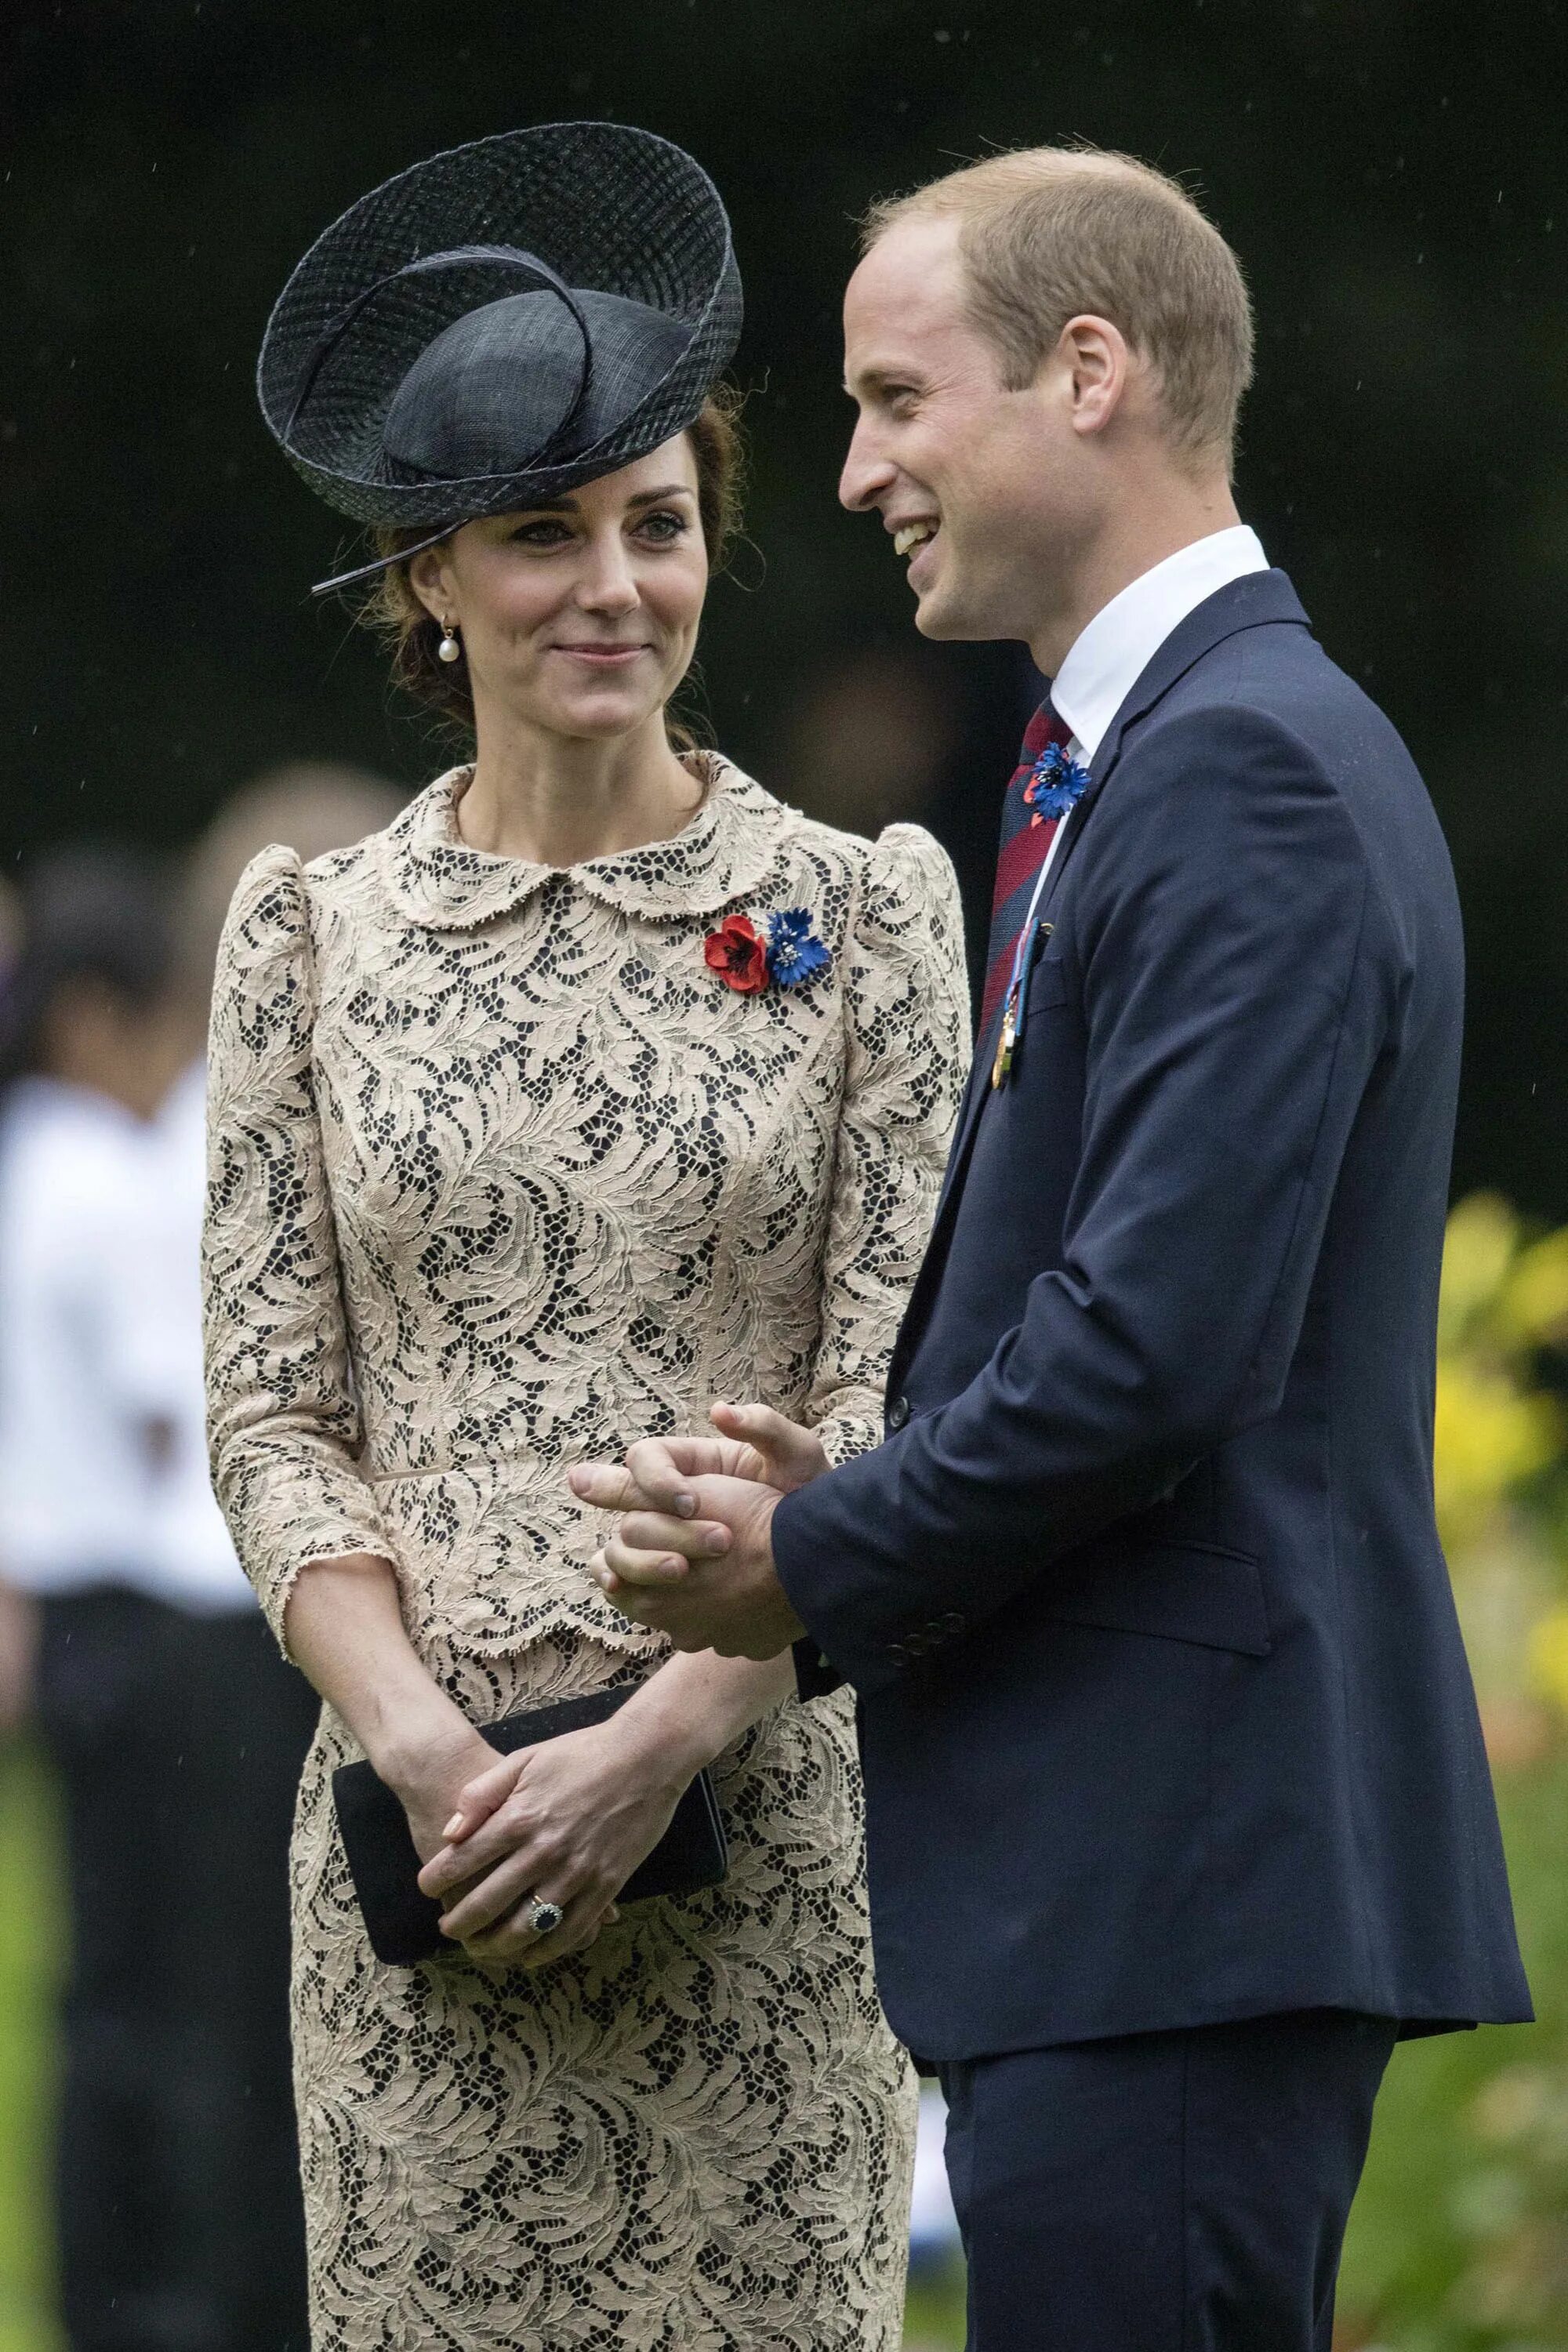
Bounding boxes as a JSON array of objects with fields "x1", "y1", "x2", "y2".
[{"x1": 363, "y1": 389, "x2": 744, "y2": 735}]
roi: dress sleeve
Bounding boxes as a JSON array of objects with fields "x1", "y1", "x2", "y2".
[
  {"x1": 802, "y1": 823, "x2": 971, "y2": 1466},
  {"x1": 202, "y1": 845, "x2": 394, "y2": 1649}
]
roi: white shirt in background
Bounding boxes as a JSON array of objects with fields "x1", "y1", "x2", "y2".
[
  {"x1": 0, "y1": 1068, "x2": 253, "y2": 1611},
  {"x1": 0, "y1": 1078, "x2": 165, "y2": 1595},
  {"x1": 118, "y1": 1058, "x2": 256, "y2": 1610}
]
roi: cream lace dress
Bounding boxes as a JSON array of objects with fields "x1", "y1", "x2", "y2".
[{"x1": 201, "y1": 758, "x2": 970, "y2": 2352}]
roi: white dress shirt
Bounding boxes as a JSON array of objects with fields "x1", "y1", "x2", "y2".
[
  {"x1": 116, "y1": 1060, "x2": 256, "y2": 1610},
  {"x1": 0, "y1": 1070, "x2": 254, "y2": 1610},
  {"x1": 0, "y1": 1079, "x2": 165, "y2": 1594},
  {"x1": 1050, "y1": 524, "x2": 1269, "y2": 763}
]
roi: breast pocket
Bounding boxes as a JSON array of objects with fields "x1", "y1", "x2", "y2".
[
  {"x1": 997, "y1": 949, "x2": 1073, "y2": 1102},
  {"x1": 1025, "y1": 952, "x2": 1069, "y2": 1016}
]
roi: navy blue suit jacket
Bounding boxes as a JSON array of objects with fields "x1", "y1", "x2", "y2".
[{"x1": 772, "y1": 570, "x2": 1531, "y2": 2062}]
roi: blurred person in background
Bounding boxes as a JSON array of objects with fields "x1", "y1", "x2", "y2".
[
  {"x1": 0, "y1": 871, "x2": 27, "y2": 1726},
  {"x1": 0, "y1": 851, "x2": 183, "y2": 1740},
  {"x1": 0, "y1": 770, "x2": 398, "y2": 2352},
  {"x1": 0, "y1": 844, "x2": 252, "y2": 2352}
]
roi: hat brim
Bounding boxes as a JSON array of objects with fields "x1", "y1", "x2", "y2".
[{"x1": 258, "y1": 121, "x2": 741, "y2": 530}]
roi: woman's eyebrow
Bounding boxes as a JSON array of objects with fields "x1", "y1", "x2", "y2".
[{"x1": 507, "y1": 484, "x2": 694, "y2": 521}]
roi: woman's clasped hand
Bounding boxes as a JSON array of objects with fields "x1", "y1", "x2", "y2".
[{"x1": 415, "y1": 1710, "x2": 696, "y2": 1968}]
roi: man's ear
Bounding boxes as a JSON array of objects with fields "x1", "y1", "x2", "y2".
[{"x1": 1059, "y1": 314, "x2": 1129, "y2": 439}]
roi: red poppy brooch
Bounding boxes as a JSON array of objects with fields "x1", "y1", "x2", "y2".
[{"x1": 705, "y1": 909, "x2": 832, "y2": 995}]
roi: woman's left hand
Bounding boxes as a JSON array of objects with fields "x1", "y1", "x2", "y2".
[{"x1": 416, "y1": 1712, "x2": 693, "y2": 1969}]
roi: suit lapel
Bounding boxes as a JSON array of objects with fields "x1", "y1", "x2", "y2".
[
  {"x1": 1028, "y1": 567, "x2": 1309, "y2": 931},
  {"x1": 898, "y1": 570, "x2": 1312, "y2": 1378}
]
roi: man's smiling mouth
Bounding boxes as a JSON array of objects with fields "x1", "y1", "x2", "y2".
[{"x1": 893, "y1": 521, "x2": 939, "y2": 558}]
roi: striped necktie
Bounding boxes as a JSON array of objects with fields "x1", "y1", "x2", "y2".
[{"x1": 978, "y1": 699, "x2": 1076, "y2": 1033}]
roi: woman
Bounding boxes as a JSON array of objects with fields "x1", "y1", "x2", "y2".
[{"x1": 205, "y1": 123, "x2": 969, "y2": 2350}]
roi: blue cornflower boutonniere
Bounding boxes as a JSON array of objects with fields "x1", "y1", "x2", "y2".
[
  {"x1": 765, "y1": 907, "x2": 833, "y2": 989},
  {"x1": 1022, "y1": 741, "x2": 1092, "y2": 826}
]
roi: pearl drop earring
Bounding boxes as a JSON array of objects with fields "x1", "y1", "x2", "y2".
[{"x1": 437, "y1": 618, "x2": 462, "y2": 664}]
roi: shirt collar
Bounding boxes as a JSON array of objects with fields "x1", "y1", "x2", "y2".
[
  {"x1": 1050, "y1": 524, "x2": 1269, "y2": 760},
  {"x1": 379, "y1": 753, "x2": 789, "y2": 931}
]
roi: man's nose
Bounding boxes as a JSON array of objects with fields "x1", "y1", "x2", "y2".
[{"x1": 839, "y1": 419, "x2": 897, "y2": 514}]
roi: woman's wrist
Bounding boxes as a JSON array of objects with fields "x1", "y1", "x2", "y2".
[
  {"x1": 604, "y1": 1679, "x2": 719, "y2": 1785},
  {"x1": 281, "y1": 1548, "x2": 479, "y2": 1799},
  {"x1": 364, "y1": 1680, "x2": 478, "y2": 1800},
  {"x1": 612, "y1": 1651, "x2": 793, "y2": 1783}
]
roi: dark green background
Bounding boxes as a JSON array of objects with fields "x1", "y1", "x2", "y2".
[{"x1": 4, "y1": 0, "x2": 1565, "y2": 1210}]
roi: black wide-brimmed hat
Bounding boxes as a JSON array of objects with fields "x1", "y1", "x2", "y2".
[{"x1": 257, "y1": 122, "x2": 742, "y2": 593}]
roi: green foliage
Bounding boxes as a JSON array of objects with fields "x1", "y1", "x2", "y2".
[
  {"x1": 903, "y1": 2266, "x2": 967, "y2": 2348},
  {"x1": 1335, "y1": 1197, "x2": 1568, "y2": 2350},
  {"x1": 1338, "y1": 1761, "x2": 1568, "y2": 2350},
  {"x1": 0, "y1": 1744, "x2": 62, "y2": 2352}
]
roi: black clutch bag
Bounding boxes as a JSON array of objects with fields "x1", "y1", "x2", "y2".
[{"x1": 332, "y1": 1685, "x2": 730, "y2": 1967}]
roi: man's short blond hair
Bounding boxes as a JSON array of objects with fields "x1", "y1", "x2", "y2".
[{"x1": 862, "y1": 147, "x2": 1254, "y2": 473}]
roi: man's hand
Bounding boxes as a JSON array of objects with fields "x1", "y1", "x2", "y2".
[
  {"x1": 572, "y1": 1468, "x2": 807, "y2": 1658},
  {"x1": 571, "y1": 1402, "x2": 829, "y2": 1523},
  {"x1": 567, "y1": 1403, "x2": 826, "y2": 1656}
]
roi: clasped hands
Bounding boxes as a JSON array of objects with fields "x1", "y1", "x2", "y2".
[
  {"x1": 567, "y1": 1400, "x2": 826, "y2": 1659},
  {"x1": 410, "y1": 1403, "x2": 822, "y2": 1971}
]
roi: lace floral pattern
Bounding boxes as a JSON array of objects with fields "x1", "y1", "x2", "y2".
[{"x1": 203, "y1": 759, "x2": 970, "y2": 2348}]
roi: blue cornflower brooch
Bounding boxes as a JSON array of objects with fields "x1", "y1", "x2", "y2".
[
  {"x1": 1023, "y1": 741, "x2": 1092, "y2": 826},
  {"x1": 705, "y1": 908, "x2": 832, "y2": 995},
  {"x1": 765, "y1": 908, "x2": 833, "y2": 989}
]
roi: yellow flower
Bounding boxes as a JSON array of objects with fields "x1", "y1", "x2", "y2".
[
  {"x1": 1526, "y1": 1605, "x2": 1568, "y2": 1716},
  {"x1": 1439, "y1": 1193, "x2": 1520, "y2": 1349},
  {"x1": 1501, "y1": 1229, "x2": 1568, "y2": 1349},
  {"x1": 1434, "y1": 1363, "x2": 1563, "y2": 1550}
]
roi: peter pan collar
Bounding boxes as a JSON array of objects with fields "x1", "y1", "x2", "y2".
[{"x1": 379, "y1": 753, "x2": 788, "y2": 931}]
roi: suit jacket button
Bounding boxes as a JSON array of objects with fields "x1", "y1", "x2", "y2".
[{"x1": 887, "y1": 1394, "x2": 910, "y2": 1431}]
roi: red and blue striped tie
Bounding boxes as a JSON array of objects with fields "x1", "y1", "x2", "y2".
[{"x1": 979, "y1": 699, "x2": 1076, "y2": 1033}]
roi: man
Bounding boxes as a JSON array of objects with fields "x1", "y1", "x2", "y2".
[
  {"x1": 0, "y1": 764, "x2": 400, "y2": 2352},
  {"x1": 0, "y1": 847, "x2": 303, "y2": 2352},
  {"x1": 572, "y1": 148, "x2": 1530, "y2": 2346},
  {"x1": 0, "y1": 845, "x2": 314, "y2": 2352}
]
